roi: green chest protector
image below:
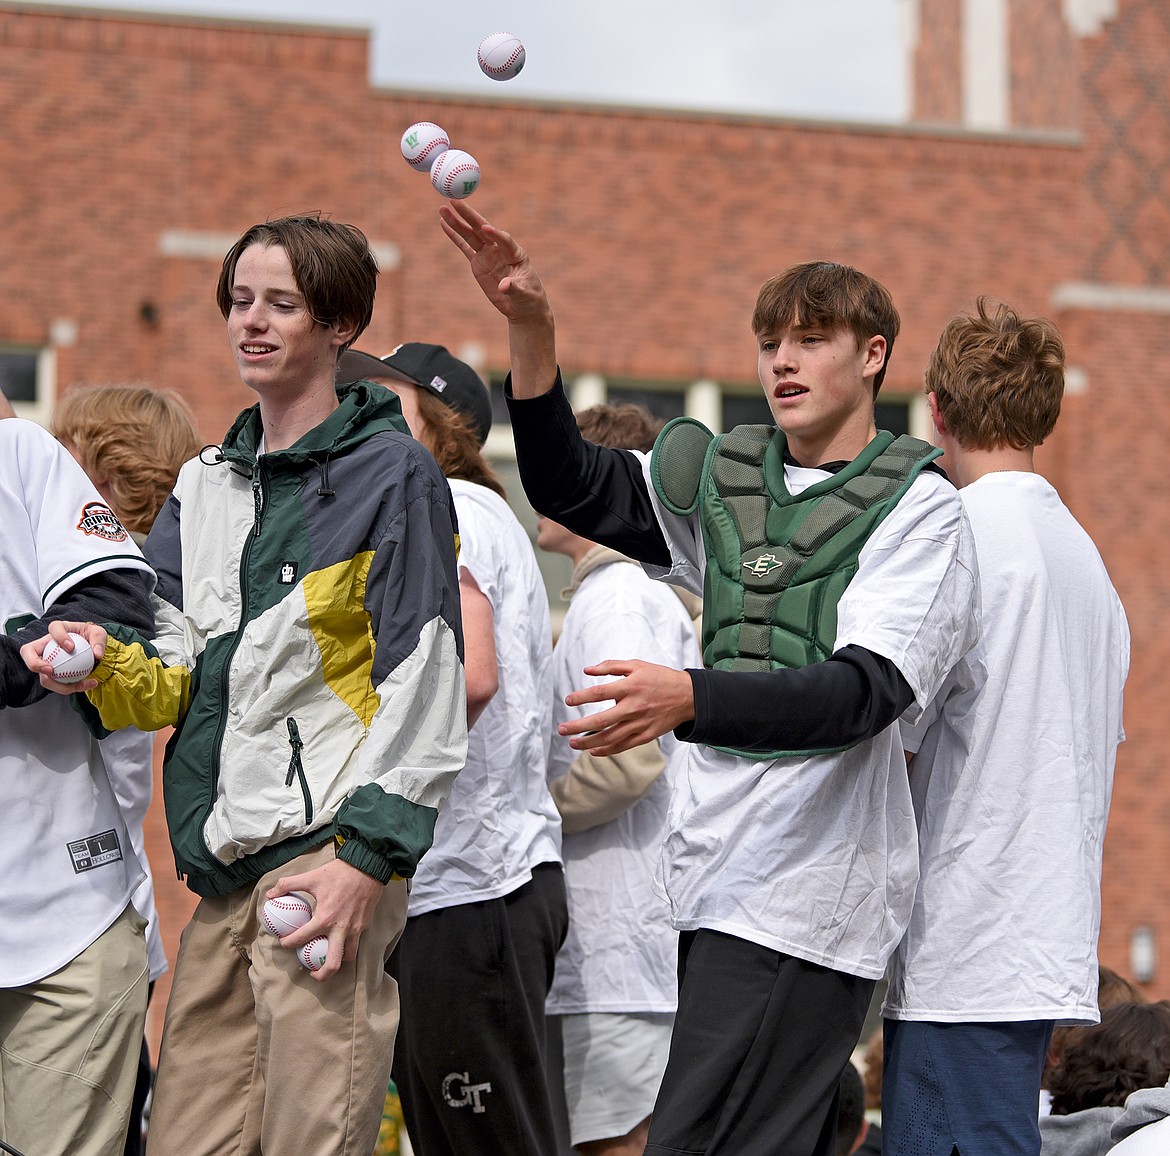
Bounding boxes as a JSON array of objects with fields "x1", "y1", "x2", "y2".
[{"x1": 649, "y1": 419, "x2": 942, "y2": 679}]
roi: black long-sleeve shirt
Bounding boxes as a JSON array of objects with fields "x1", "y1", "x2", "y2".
[
  {"x1": 0, "y1": 570, "x2": 155, "y2": 709},
  {"x1": 506, "y1": 375, "x2": 914, "y2": 751}
]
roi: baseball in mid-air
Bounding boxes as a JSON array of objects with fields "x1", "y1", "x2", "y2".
[
  {"x1": 261, "y1": 892, "x2": 313, "y2": 937},
  {"x1": 44, "y1": 632, "x2": 95, "y2": 683},
  {"x1": 477, "y1": 32, "x2": 525, "y2": 81},
  {"x1": 400, "y1": 122, "x2": 450, "y2": 173},
  {"x1": 298, "y1": 936, "x2": 330, "y2": 972},
  {"x1": 430, "y1": 149, "x2": 481, "y2": 199}
]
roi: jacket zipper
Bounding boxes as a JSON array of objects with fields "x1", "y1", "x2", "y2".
[{"x1": 285, "y1": 717, "x2": 314, "y2": 822}]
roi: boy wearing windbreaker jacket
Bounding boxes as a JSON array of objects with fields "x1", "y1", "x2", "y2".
[{"x1": 26, "y1": 215, "x2": 467, "y2": 1156}]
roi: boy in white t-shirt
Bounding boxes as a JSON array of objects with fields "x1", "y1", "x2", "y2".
[
  {"x1": 439, "y1": 200, "x2": 980, "y2": 1156},
  {"x1": 540, "y1": 403, "x2": 703, "y2": 1156},
  {"x1": 882, "y1": 299, "x2": 1130, "y2": 1156}
]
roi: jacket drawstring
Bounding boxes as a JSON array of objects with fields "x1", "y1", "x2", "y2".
[{"x1": 316, "y1": 453, "x2": 335, "y2": 498}]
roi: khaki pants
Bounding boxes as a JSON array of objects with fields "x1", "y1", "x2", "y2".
[
  {"x1": 0, "y1": 903, "x2": 149, "y2": 1156},
  {"x1": 146, "y1": 843, "x2": 407, "y2": 1156}
]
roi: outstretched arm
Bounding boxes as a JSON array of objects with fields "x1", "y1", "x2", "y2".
[{"x1": 439, "y1": 201, "x2": 557, "y2": 399}]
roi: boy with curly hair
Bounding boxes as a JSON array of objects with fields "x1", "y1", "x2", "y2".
[{"x1": 883, "y1": 299, "x2": 1131, "y2": 1156}]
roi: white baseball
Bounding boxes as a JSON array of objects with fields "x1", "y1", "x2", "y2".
[
  {"x1": 430, "y1": 149, "x2": 481, "y2": 199},
  {"x1": 44, "y1": 632, "x2": 95, "y2": 683},
  {"x1": 298, "y1": 935, "x2": 329, "y2": 972},
  {"x1": 400, "y1": 121, "x2": 450, "y2": 173},
  {"x1": 478, "y1": 32, "x2": 526, "y2": 81},
  {"x1": 262, "y1": 891, "x2": 313, "y2": 937}
]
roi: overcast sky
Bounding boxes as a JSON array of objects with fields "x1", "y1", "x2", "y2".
[{"x1": 38, "y1": 0, "x2": 909, "y2": 122}]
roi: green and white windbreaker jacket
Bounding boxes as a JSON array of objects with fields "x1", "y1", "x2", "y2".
[{"x1": 83, "y1": 382, "x2": 467, "y2": 897}]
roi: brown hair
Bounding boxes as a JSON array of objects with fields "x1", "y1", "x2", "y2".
[
  {"x1": 751, "y1": 261, "x2": 900, "y2": 393},
  {"x1": 413, "y1": 388, "x2": 505, "y2": 499},
  {"x1": 1047, "y1": 1001, "x2": 1170, "y2": 1114},
  {"x1": 926, "y1": 297, "x2": 1064, "y2": 451},
  {"x1": 575, "y1": 403, "x2": 663, "y2": 452},
  {"x1": 1048, "y1": 966, "x2": 1150, "y2": 1087},
  {"x1": 216, "y1": 214, "x2": 377, "y2": 353},
  {"x1": 51, "y1": 385, "x2": 200, "y2": 534}
]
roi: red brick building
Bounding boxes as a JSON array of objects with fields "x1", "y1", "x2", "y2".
[{"x1": 1, "y1": 0, "x2": 1166, "y2": 1044}]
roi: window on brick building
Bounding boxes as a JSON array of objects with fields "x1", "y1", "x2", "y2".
[
  {"x1": 0, "y1": 347, "x2": 52, "y2": 423},
  {"x1": 605, "y1": 384, "x2": 687, "y2": 424}
]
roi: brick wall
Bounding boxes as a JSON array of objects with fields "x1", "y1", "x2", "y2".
[
  {"x1": 1011, "y1": 0, "x2": 1080, "y2": 130},
  {"x1": 1, "y1": 0, "x2": 1166, "y2": 1038},
  {"x1": 912, "y1": 0, "x2": 963, "y2": 125}
]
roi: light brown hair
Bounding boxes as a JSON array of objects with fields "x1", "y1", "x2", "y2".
[
  {"x1": 413, "y1": 388, "x2": 505, "y2": 499},
  {"x1": 51, "y1": 385, "x2": 200, "y2": 533},
  {"x1": 216, "y1": 214, "x2": 377, "y2": 353},
  {"x1": 751, "y1": 261, "x2": 901, "y2": 393},
  {"x1": 926, "y1": 297, "x2": 1064, "y2": 451},
  {"x1": 575, "y1": 403, "x2": 663, "y2": 452}
]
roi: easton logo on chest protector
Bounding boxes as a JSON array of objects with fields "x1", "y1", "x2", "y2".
[
  {"x1": 76, "y1": 501, "x2": 128, "y2": 542},
  {"x1": 743, "y1": 553, "x2": 785, "y2": 577}
]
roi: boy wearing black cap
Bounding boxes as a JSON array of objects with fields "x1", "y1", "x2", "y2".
[
  {"x1": 340, "y1": 344, "x2": 568, "y2": 1156},
  {"x1": 340, "y1": 342, "x2": 494, "y2": 446}
]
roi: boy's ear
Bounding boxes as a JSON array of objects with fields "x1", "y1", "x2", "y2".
[
  {"x1": 927, "y1": 391, "x2": 948, "y2": 437},
  {"x1": 862, "y1": 335, "x2": 887, "y2": 380},
  {"x1": 331, "y1": 317, "x2": 360, "y2": 349}
]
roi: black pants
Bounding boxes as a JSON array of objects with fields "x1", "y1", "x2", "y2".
[
  {"x1": 125, "y1": 981, "x2": 155, "y2": 1156},
  {"x1": 644, "y1": 929, "x2": 875, "y2": 1156},
  {"x1": 386, "y1": 863, "x2": 568, "y2": 1156}
]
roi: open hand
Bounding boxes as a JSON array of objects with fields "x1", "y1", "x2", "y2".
[{"x1": 560, "y1": 659, "x2": 696, "y2": 757}]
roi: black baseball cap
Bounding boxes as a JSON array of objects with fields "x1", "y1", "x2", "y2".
[{"x1": 338, "y1": 342, "x2": 493, "y2": 447}]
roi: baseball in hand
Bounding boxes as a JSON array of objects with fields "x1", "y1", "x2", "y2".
[
  {"x1": 478, "y1": 32, "x2": 525, "y2": 81},
  {"x1": 400, "y1": 121, "x2": 450, "y2": 173},
  {"x1": 44, "y1": 632, "x2": 95, "y2": 683},
  {"x1": 430, "y1": 149, "x2": 481, "y2": 199},
  {"x1": 298, "y1": 936, "x2": 329, "y2": 972},
  {"x1": 262, "y1": 892, "x2": 313, "y2": 937}
]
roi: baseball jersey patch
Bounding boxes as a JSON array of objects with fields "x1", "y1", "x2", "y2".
[
  {"x1": 76, "y1": 501, "x2": 129, "y2": 542},
  {"x1": 68, "y1": 829, "x2": 124, "y2": 872}
]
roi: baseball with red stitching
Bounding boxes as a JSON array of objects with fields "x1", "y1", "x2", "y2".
[
  {"x1": 400, "y1": 121, "x2": 450, "y2": 173},
  {"x1": 430, "y1": 149, "x2": 481, "y2": 199},
  {"x1": 43, "y1": 632, "x2": 95, "y2": 683},
  {"x1": 298, "y1": 936, "x2": 329, "y2": 972},
  {"x1": 262, "y1": 891, "x2": 313, "y2": 937},
  {"x1": 477, "y1": 32, "x2": 525, "y2": 81}
]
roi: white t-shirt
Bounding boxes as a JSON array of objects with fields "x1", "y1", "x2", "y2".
[
  {"x1": 0, "y1": 420, "x2": 154, "y2": 986},
  {"x1": 407, "y1": 479, "x2": 561, "y2": 914},
  {"x1": 641, "y1": 454, "x2": 980, "y2": 980},
  {"x1": 884, "y1": 472, "x2": 1129, "y2": 1024},
  {"x1": 546, "y1": 557, "x2": 702, "y2": 1014}
]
